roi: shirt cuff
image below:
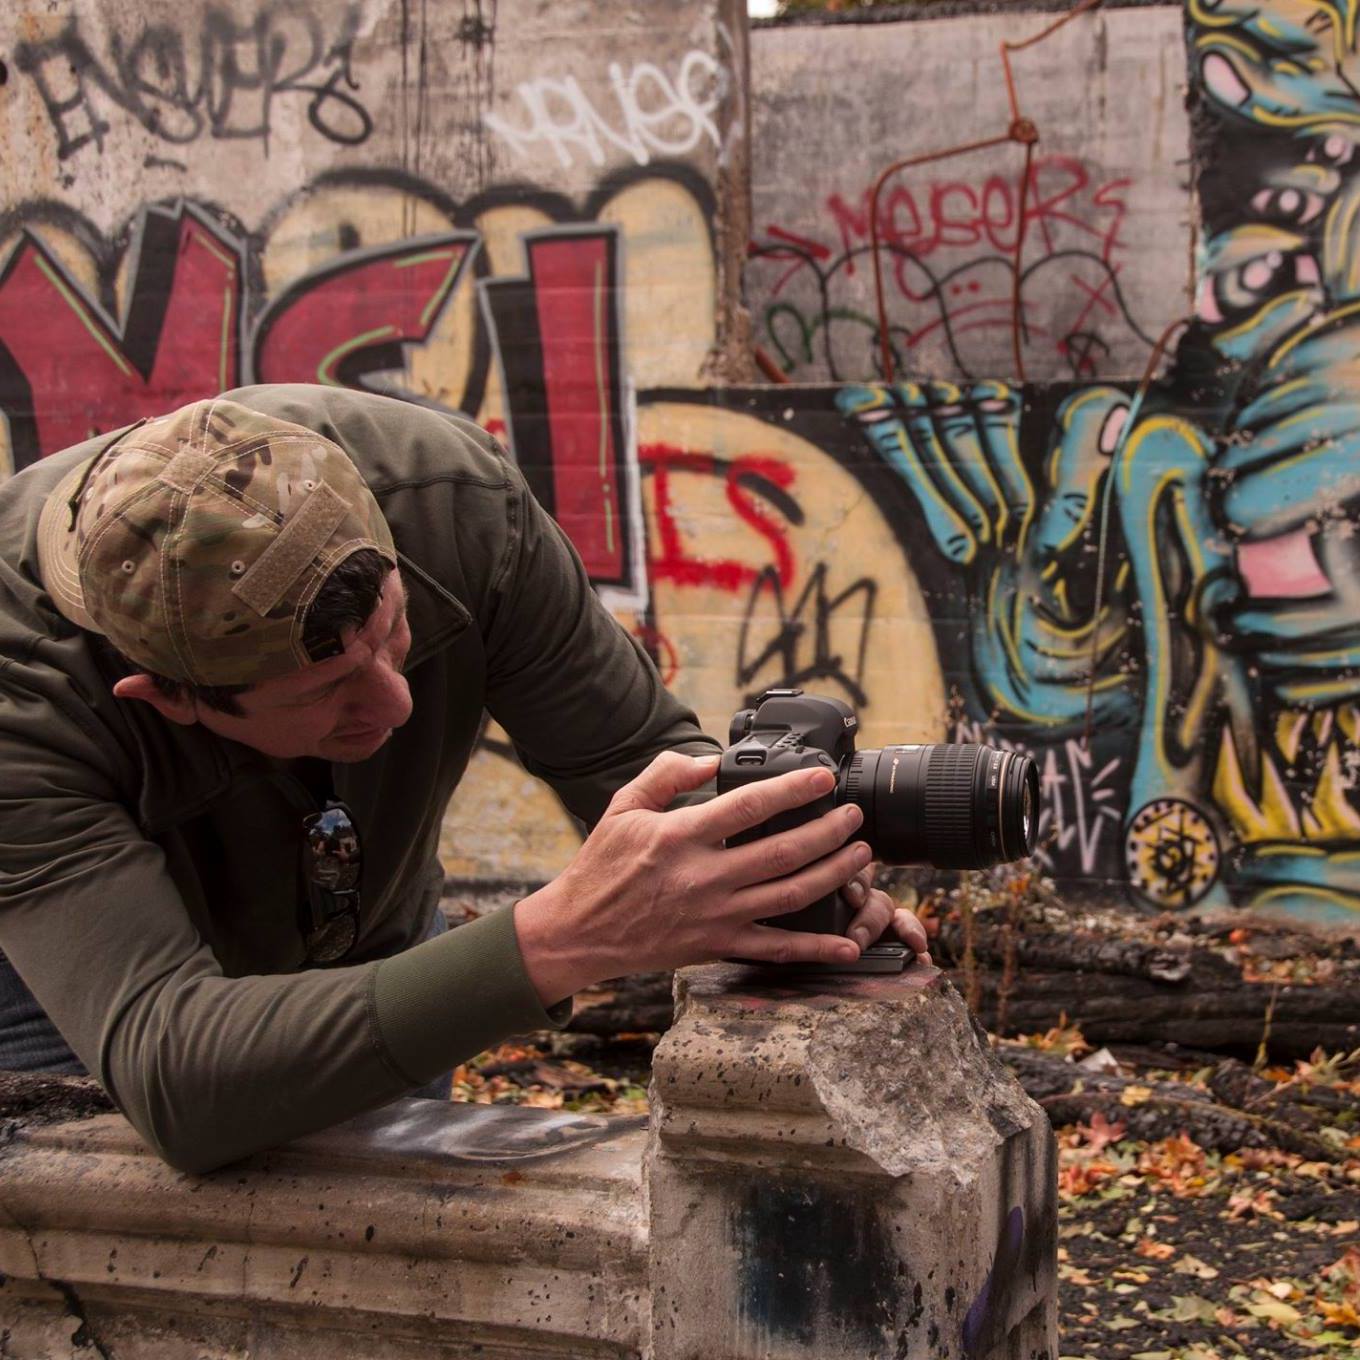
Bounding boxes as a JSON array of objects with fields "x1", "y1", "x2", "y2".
[{"x1": 371, "y1": 906, "x2": 571, "y2": 1086}]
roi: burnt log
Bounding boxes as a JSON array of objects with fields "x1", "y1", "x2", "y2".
[
  {"x1": 937, "y1": 919, "x2": 1360, "y2": 1059},
  {"x1": 560, "y1": 918, "x2": 1360, "y2": 1062},
  {"x1": 567, "y1": 971, "x2": 674, "y2": 1037}
]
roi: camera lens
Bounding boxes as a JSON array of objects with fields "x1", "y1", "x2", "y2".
[{"x1": 840, "y1": 744, "x2": 1040, "y2": 869}]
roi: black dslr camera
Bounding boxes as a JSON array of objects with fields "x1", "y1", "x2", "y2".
[{"x1": 719, "y1": 689, "x2": 1040, "y2": 973}]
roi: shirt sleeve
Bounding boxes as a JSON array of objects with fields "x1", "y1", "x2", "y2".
[
  {"x1": 480, "y1": 470, "x2": 723, "y2": 826},
  {"x1": 0, "y1": 674, "x2": 562, "y2": 1174}
]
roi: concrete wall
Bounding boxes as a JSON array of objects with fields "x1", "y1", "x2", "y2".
[
  {"x1": 748, "y1": 5, "x2": 1193, "y2": 383},
  {"x1": 3, "y1": 0, "x2": 1360, "y2": 923}
]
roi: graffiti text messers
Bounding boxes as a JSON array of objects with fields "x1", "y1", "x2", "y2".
[
  {"x1": 13, "y1": 3, "x2": 372, "y2": 162},
  {"x1": 752, "y1": 155, "x2": 1143, "y2": 383},
  {"x1": 837, "y1": 380, "x2": 1133, "y2": 732}
]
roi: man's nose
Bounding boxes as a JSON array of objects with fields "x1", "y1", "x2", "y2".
[{"x1": 351, "y1": 659, "x2": 413, "y2": 730}]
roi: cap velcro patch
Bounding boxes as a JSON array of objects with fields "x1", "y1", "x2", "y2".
[
  {"x1": 232, "y1": 482, "x2": 348, "y2": 616},
  {"x1": 157, "y1": 449, "x2": 216, "y2": 494}
]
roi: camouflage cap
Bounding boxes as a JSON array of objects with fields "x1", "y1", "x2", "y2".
[{"x1": 37, "y1": 397, "x2": 397, "y2": 686}]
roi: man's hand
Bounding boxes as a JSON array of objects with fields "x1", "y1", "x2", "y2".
[
  {"x1": 842, "y1": 862, "x2": 932, "y2": 966},
  {"x1": 513, "y1": 752, "x2": 926, "y2": 1006}
]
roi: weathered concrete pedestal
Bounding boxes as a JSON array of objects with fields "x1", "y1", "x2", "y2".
[
  {"x1": 0, "y1": 963, "x2": 1056, "y2": 1358},
  {"x1": 648, "y1": 964, "x2": 1058, "y2": 1360}
]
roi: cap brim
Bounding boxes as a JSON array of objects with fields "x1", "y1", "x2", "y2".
[{"x1": 36, "y1": 458, "x2": 100, "y2": 633}]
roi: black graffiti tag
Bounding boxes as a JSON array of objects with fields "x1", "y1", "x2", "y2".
[
  {"x1": 737, "y1": 562, "x2": 877, "y2": 708},
  {"x1": 14, "y1": 1, "x2": 373, "y2": 161}
]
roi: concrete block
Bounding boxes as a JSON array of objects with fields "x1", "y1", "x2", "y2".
[
  {"x1": 647, "y1": 963, "x2": 1058, "y2": 1359},
  {"x1": 0, "y1": 1093, "x2": 650, "y2": 1358}
]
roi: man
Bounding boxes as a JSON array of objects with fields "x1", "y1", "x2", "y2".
[{"x1": 0, "y1": 384, "x2": 926, "y2": 1173}]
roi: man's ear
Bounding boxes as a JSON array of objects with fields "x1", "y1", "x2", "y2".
[{"x1": 111, "y1": 674, "x2": 198, "y2": 726}]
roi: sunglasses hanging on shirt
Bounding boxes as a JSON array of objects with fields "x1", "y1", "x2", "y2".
[{"x1": 299, "y1": 798, "x2": 363, "y2": 965}]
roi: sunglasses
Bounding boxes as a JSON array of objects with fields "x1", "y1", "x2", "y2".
[{"x1": 299, "y1": 800, "x2": 362, "y2": 964}]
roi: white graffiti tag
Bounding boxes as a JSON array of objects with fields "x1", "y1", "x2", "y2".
[
  {"x1": 483, "y1": 51, "x2": 727, "y2": 170},
  {"x1": 1038, "y1": 742, "x2": 1123, "y2": 876},
  {"x1": 954, "y1": 723, "x2": 1124, "y2": 876}
]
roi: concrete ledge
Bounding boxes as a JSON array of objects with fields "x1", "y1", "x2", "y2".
[
  {"x1": 0, "y1": 964, "x2": 1057, "y2": 1359},
  {"x1": 1, "y1": 1093, "x2": 648, "y2": 1358}
]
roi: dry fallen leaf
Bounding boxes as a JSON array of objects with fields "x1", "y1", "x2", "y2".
[
  {"x1": 1159, "y1": 1294, "x2": 1218, "y2": 1324},
  {"x1": 1246, "y1": 1298, "x2": 1302, "y2": 1324},
  {"x1": 1318, "y1": 1298, "x2": 1360, "y2": 1329},
  {"x1": 1075, "y1": 1109, "x2": 1127, "y2": 1154},
  {"x1": 1173, "y1": 1254, "x2": 1221, "y2": 1280},
  {"x1": 1059, "y1": 1262, "x2": 1095, "y2": 1286}
]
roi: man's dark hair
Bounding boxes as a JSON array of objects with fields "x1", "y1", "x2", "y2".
[{"x1": 143, "y1": 549, "x2": 391, "y2": 716}]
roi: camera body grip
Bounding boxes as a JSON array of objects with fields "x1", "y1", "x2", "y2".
[
  {"x1": 714, "y1": 687, "x2": 1036, "y2": 971},
  {"x1": 718, "y1": 691, "x2": 864, "y2": 938},
  {"x1": 719, "y1": 743, "x2": 851, "y2": 937}
]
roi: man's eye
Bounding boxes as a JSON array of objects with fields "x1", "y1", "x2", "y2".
[{"x1": 294, "y1": 682, "x2": 343, "y2": 706}]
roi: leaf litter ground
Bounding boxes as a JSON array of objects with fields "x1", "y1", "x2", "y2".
[{"x1": 1050, "y1": 1048, "x2": 1360, "y2": 1360}]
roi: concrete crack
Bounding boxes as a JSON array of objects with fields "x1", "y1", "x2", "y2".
[
  {"x1": 0, "y1": 1194, "x2": 43, "y2": 1282},
  {"x1": 50, "y1": 1281, "x2": 115, "y2": 1360},
  {"x1": 0, "y1": 1193, "x2": 115, "y2": 1358}
]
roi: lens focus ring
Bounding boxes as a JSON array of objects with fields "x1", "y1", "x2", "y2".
[
  {"x1": 924, "y1": 745, "x2": 979, "y2": 867},
  {"x1": 843, "y1": 751, "x2": 867, "y2": 809}
]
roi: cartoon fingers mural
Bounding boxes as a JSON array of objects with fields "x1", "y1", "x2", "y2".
[{"x1": 837, "y1": 380, "x2": 1133, "y2": 733}]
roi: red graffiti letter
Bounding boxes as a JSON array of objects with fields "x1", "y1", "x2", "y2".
[
  {"x1": 253, "y1": 234, "x2": 475, "y2": 388},
  {"x1": 0, "y1": 204, "x2": 243, "y2": 469},
  {"x1": 483, "y1": 229, "x2": 632, "y2": 587}
]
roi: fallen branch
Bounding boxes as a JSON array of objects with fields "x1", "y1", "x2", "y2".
[{"x1": 994, "y1": 1046, "x2": 1345, "y2": 1161}]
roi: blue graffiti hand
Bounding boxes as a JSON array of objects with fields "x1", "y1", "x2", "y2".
[
  {"x1": 837, "y1": 381, "x2": 1135, "y2": 729},
  {"x1": 838, "y1": 380, "x2": 1031, "y2": 565},
  {"x1": 1190, "y1": 0, "x2": 1360, "y2": 131}
]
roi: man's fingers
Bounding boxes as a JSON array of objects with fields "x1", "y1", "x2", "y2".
[
  {"x1": 733, "y1": 840, "x2": 871, "y2": 921},
  {"x1": 608, "y1": 751, "x2": 720, "y2": 816},
  {"x1": 695, "y1": 765, "x2": 837, "y2": 842},
  {"x1": 846, "y1": 886, "x2": 894, "y2": 952},
  {"x1": 719, "y1": 801, "x2": 864, "y2": 887},
  {"x1": 730, "y1": 923, "x2": 860, "y2": 968},
  {"x1": 891, "y1": 906, "x2": 930, "y2": 957}
]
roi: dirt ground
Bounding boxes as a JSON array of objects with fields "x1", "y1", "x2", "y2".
[{"x1": 1054, "y1": 1121, "x2": 1360, "y2": 1358}]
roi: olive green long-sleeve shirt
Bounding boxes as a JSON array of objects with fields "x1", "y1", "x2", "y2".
[{"x1": 0, "y1": 384, "x2": 719, "y2": 1173}]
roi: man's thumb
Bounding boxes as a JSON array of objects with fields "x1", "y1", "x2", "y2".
[{"x1": 610, "y1": 751, "x2": 720, "y2": 814}]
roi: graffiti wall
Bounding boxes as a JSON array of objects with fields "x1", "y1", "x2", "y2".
[
  {"x1": 0, "y1": 0, "x2": 748, "y2": 480},
  {"x1": 809, "y1": 0, "x2": 1360, "y2": 926},
  {"x1": 4, "y1": 0, "x2": 1360, "y2": 923}
]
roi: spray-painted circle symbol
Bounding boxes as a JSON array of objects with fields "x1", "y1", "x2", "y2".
[{"x1": 1124, "y1": 798, "x2": 1220, "y2": 908}]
